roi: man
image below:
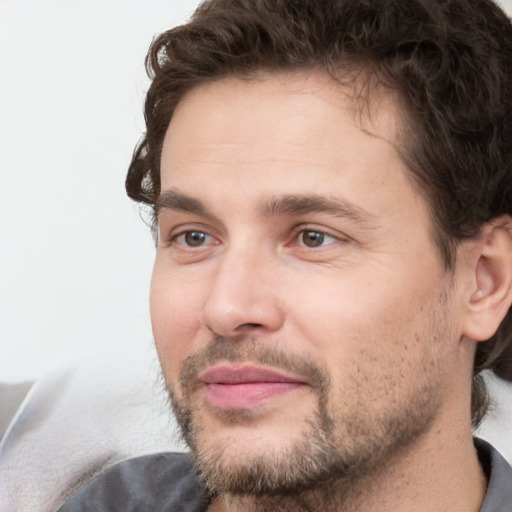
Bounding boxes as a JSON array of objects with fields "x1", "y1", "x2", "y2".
[{"x1": 58, "y1": 0, "x2": 512, "y2": 510}]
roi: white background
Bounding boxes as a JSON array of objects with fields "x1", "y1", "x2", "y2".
[
  {"x1": 0, "y1": 0, "x2": 202, "y2": 382},
  {"x1": 1, "y1": 0, "x2": 512, "y2": 383}
]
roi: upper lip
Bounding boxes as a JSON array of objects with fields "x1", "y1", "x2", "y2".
[{"x1": 199, "y1": 365, "x2": 305, "y2": 385}]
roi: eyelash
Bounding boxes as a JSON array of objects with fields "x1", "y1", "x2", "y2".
[
  {"x1": 162, "y1": 228, "x2": 214, "y2": 250},
  {"x1": 172, "y1": 230, "x2": 215, "y2": 248},
  {"x1": 291, "y1": 227, "x2": 339, "y2": 249},
  {"x1": 165, "y1": 226, "x2": 341, "y2": 250}
]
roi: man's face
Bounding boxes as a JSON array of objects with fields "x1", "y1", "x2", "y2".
[{"x1": 151, "y1": 72, "x2": 462, "y2": 495}]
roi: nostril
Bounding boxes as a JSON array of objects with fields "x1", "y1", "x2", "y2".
[{"x1": 241, "y1": 323, "x2": 263, "y2": 329}]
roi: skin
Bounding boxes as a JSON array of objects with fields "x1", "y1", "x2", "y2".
[{"x1": 150, "y1": 71, "x2": 501, "y2": 511}]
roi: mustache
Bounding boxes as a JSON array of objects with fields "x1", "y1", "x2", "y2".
[{"x1": 179, "y1": 336, "x2": 330, "y2": 396}]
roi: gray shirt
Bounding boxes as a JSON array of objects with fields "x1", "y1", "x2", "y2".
[
  {"x1": 57, "y1": 439, "x2": 511, "y2": 511},
  {"x1": 477, "y1": 439, "x2": 512, "y2": 512}
]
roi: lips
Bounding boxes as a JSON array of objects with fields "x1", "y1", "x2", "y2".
[{"x1": 199, "y1": 365, "x2": 305, "y2": 409}]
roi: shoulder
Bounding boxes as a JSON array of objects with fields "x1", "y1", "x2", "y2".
[
  {"x1": 476, "y1": 438, "x2": 512, "y2": 512},
  {"x1": 56, "y1": 452, "x2": 209, "y2": 512}
]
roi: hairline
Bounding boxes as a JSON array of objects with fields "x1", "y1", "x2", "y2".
[{"x1": 151, "y1": 66, "x2": 461, "y2": 269}]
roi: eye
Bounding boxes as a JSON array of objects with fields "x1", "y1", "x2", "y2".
[
  {"x1": 174, "y1": 230, "x2": 213, "y2": 248},
  {"x1": 297, "y1": 229, "x2": 337, "y2": 248}
]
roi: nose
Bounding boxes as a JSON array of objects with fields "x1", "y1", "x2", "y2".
[{"x1": 201, "y1": 246, "x2": 285, "y2": 338}]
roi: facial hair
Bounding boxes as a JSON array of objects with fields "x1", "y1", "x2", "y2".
[{"x1": 163, "y1": 334, "x2": 445, "y2": 509}]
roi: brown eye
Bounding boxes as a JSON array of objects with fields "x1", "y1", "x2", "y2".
[
  {"x1": 299, "y1": 230, "x2": 325, "y2": 247},
  {"x1": 183, "y1": 231, "x2": 207, "y2": 247}
]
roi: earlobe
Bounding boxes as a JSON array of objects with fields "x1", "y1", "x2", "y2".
[{"x1": 463, "y1": 216, "x2": 512, "y2": 342}]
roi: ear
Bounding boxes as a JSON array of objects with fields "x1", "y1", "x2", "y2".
[{"x1": 462, "y1": 216, "x2": 512, "y2": 341}]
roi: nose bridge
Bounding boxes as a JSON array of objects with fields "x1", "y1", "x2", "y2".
[
  {"x1": 201, "y1": 238, "x2": 283, "y2": 336},
  {"x1": 215, "y1": 243, "x2": 262, "y2": 294}
]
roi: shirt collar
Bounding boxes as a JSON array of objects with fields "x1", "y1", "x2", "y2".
[{"x1": 475, "y1": 438, "x2": 512, "y2": 512}]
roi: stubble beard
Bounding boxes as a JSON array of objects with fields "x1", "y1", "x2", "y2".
[{"x1": 163, "y1": 334, "x2": 446, "y2": 511}]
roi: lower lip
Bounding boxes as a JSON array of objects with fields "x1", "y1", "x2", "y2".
[{"x1": 205, "y1": 382, "x2": 303, "y2": 409}]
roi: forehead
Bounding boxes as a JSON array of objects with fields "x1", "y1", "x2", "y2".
[
  {"x1": 157, "y1": 70, "x2": 442, "y2": 266},
  {"x1": 160, "y1": 70, "x2": 406, "y2": 187},
  {"x1": 157, "y1": 70, "x2": 431, "y2": 251}
]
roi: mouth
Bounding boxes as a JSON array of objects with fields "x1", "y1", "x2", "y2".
[{"x1": 199, "y1": 364, "x2": 307, "y2": 409}]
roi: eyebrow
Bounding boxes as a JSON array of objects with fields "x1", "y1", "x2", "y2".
[
  {"x1": 156, "y1": 189, "x2": 209, "y2": 217},
  {"x1": 262, "y1": 194, "x2": 375, "y2": 226},
  {"x1": 156, "y1": 189, "x2": 376, "y2": 227}
]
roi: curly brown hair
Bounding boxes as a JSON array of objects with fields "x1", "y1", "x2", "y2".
[{"x1": 126, "y1": 0, "x2": 512, "y2": 427}]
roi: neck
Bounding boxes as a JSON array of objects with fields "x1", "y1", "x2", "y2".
[{"x1": 208, "y1": 426, "x2": 487, "y2": 512}]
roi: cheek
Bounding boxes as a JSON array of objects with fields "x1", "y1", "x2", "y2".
[
  {"x1": 150, "y1": 262, "x2": 206, "y2": 380},
  {"x1": 289, "y1": 266, "x2": 443, "y2": 376}
]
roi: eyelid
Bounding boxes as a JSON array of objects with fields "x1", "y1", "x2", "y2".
[
  {"x1": 290, "y1": 224, "x2": 347, "y2": 247},
  {"x1": 159, "y1": 222, "x2": 219, "y2": 248},
  {"x1": 296, "y1": 230, "x2": 337, "y2": 248},
  {"x1": 172, "y1": 230, "x2": 216, "y2": 248}
]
